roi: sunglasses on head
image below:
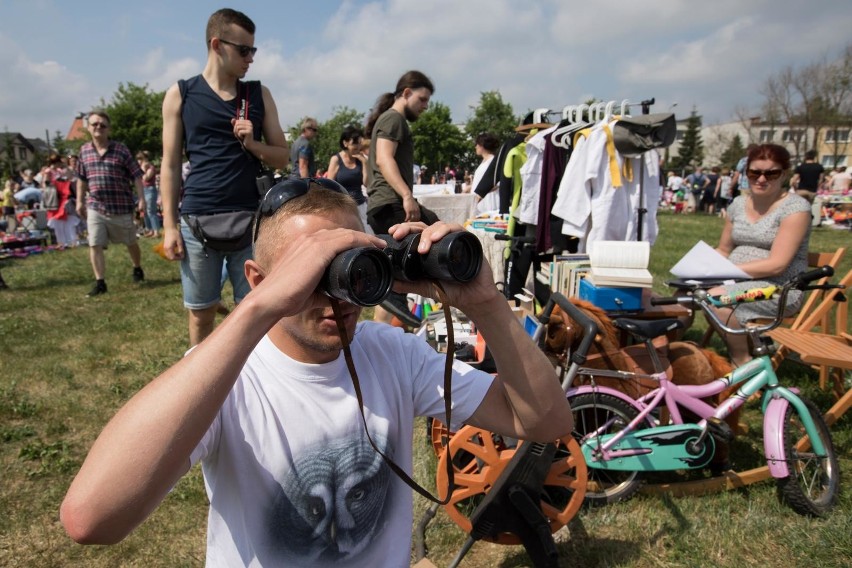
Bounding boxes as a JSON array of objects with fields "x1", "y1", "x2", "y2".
[
  {"x1": 252, "y1": 178, "x2": 349, "y2": 243},
  {"x1": 746, "y1": 168, "x2": 784, "y2": 182},
  {"x1": 218, "y1": 38, "x2": 258, "y2": 57}
]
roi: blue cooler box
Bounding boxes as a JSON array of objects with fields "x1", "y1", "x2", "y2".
[{"x1": 578, "y1": 278, "x2": 643, "y2": 312}]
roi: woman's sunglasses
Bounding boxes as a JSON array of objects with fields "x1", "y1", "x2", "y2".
[
  {"x1": 746, "y1": 168, "x2": 784, "y2": 182},
  {"x1": 252, "y1": 178, "x2": 348, "y2": 242}
]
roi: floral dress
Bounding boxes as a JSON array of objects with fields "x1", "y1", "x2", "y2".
[{"x1": 719, "y1": 193, "x2": 811, "y2": 323}]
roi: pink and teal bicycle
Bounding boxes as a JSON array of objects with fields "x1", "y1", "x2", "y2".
[{"x1": 554, "y1": 266, "x2": 841, "y2": 515}]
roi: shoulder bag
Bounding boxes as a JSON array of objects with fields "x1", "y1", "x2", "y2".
[
  {"x1": 612, "y1": 113, "x2": 677, "y2": 157},
  {"x1": 184, "y1": 210, "x2": 255, "y2": 253}
]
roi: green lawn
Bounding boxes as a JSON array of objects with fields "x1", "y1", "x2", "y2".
[{"x1": 0, "y1": 213, "x2": 849, "y2": 567}]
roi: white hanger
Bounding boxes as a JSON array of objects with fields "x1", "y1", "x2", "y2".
[
  {"x1": 603, "y1": 100, "x2": 617, "y2": 121},
  {"x1": 562, "y1": 105, "x2": 576, "y2": 120},
  {"x1": 574, "y1": 104, "x2": 587, "y2": 125},
  {"x1": 589, "y1": 102, "x2": 604, "y2": 123},
  {"x1": 533, "y1": 108, "x2": 551, "y2": 124},
  {"x1": 620, "y1": 99, "x2": 631, "y2": 117},
  {"x1": 551, "y1": 103, "x2": 591, "y2": 148}
]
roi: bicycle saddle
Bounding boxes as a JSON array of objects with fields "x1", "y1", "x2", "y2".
[{"x1": 613, "y1": 318, "x2": 684, "y2": 341}]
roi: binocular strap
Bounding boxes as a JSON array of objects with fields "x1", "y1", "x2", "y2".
[{"x1": 330, "y1": 283, "x2": 455, "y2": 505}]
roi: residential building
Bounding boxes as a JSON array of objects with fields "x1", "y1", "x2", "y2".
[
  {"x1": 818, "y1": 126, "x2": 850, "y2": 168},
  {"x1": 1, "y1": 132, "x2": 39, "y2": 173},
  {"x1": 66, "y1": 113, "x2": 88, "y2": 142},
  {"x1": 668, "y1": 115, "x2": 852, "y2": 168}
]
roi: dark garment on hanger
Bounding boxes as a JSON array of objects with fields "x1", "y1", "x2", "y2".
[
  {"x1": 497, "y1": 133, "x2": 525, "y2": 214},
  {"x1": 536, "y1": 132, "x2": 572, "y2": 253}
]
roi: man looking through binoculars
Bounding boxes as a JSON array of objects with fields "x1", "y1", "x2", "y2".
[{"x1": 61, "y1": 181, "x2": 573, "y2": 567}]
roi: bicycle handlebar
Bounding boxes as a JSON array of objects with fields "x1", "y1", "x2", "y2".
[
  {"x1": 650, "y1": 266, "x2": 839, "y2": 336},
  {"x1": 539, "y1": 292, "x2": 599, "y2": 366},
  {"x1": 494, "y1": 233, "x2": 536, "y2": 244},
  {"x1": 793, "y1": 265, "x2": 835, "y2": 287}
]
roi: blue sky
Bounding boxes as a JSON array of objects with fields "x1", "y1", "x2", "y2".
[{"x1": 1, "y1": 0, "x2": 850, "y2": 140}]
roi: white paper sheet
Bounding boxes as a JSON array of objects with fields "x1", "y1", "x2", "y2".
[{"x1": 670, "y1": 240, "x2": 751, "y2": 279}]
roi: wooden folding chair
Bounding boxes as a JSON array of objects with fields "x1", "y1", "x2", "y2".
[{"x1": 768, "y1": 268, "x2": 852, "y2": 425}]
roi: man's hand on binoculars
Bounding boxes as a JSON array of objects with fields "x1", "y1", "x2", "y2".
[{"x1": 386, "y1": 221, "x2": 499, "y2": 313}]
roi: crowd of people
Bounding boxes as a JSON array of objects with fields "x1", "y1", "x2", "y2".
[
  {"x1": 661, "y1": 147, "x2": 851, "y2": 221},
  {"x1": 664, "y1": 165, "x2": 736, "y2": 216},
  {"x1": 2, "y1": 155, "x2": 82, "y2": 239}
]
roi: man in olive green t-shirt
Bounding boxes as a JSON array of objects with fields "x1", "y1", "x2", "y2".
[
  {"x1": 365, "y1": 71, "x2": 439, "y2": 325},
  {"x1": 366, "y1": 71, "x2": 438, "y2": 234}
]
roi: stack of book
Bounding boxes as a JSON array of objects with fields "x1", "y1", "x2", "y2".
[{"x1": 538, "y1": 253, "x2": 591, "y2": 297}]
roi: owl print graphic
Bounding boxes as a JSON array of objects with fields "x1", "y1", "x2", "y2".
[{"x1": 266, "y1": 435, "x2": 391, "y2": 563}]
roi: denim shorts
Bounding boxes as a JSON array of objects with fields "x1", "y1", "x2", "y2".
[{"x1": 179, "y1": 223, "x2": 253, "y2": 310}]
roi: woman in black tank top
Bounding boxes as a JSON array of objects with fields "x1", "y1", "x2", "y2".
[{"x1": 327, "y1": 125, "x2": 367, "y2": 205}]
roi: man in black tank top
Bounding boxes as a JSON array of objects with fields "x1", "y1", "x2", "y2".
[{"x1": 159, "y1": 8, "x2": 289, "y2": 346}]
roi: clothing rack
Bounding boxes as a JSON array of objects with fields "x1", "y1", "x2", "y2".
[
  {"x1": 539, "y1": 97, "x2": 656, "y2": 123},
  {"x1": 501, "y1": 98, "x2": 660, "y2": 301},
  {"x1": 541, "y1": 98, "x2": 657, "y2": 240}
]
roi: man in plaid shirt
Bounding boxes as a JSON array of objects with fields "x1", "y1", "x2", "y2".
[{"x1": 76, "y1": 109, "x2": 146, "y2": 297}]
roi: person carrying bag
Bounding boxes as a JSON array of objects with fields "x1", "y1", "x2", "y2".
[{"x1": 159, "y1": 8, "x2": 289, "y2": 346}]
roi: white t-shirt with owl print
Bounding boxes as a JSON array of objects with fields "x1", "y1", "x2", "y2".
[{"x1": 190, "y1": 321, "x2": 493, "y2": 567}]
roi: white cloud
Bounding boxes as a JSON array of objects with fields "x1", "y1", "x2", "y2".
[
  {"x1": 0, "y1": 33, "x2": 95, "y2": 136},
  {"x1": 134, "y1": 47, "x2": 201, "y2": 92},
  {"x1": 622, "y1": 18, "x2": 757, "y2": 85}
]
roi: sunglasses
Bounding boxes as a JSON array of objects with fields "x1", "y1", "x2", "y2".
[
  {"x1": 252, "y1": 178, "x2": 349, "y2": 242},
  {"x1": 89, "y1": 122, "x2": 109, "y2": 129},
  {"x1": 218, "y1": 38, "x2": 258, "y2": 58},
  {"x1": 746, "y1": 168, "x2": 784, "y2": 182}
]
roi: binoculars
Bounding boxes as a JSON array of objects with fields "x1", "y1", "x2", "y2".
[{"x1": 321, "y1": 231, "x2": 483, "y2": 306}]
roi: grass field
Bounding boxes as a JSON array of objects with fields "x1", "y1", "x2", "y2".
[{"x1": 0, "y1": 212, "x2": 849, "y2": 567}]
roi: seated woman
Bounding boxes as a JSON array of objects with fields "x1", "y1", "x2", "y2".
[{"x1": 708, "y1": 143, "x2": 811, "y2": 366}]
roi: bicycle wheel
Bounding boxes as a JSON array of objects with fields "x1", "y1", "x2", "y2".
[
  {"x1": 568, "y1": 392, "x2": 644, "y2": 506},
  {"x1": 776, "y1": 396, "x2": 840, "y2": 517}
]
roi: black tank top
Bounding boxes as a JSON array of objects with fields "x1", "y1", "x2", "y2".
[
  {"x1": 333, "y1": 152, "x2": 366, "y2": 205},
  {"x1": 179, "y1": 75, "x2": 264, "y2": 215}
]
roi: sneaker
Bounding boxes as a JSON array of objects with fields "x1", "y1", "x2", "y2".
[
  {"x1": 380, "y1": 291, "x2": 421, "y2": 328},
  {"x1": 133, "y1": 266, "x2": 145, "y2": 283},
  {"x1": 86, "y1": 280, "x2": 107, "y2": 297}
]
